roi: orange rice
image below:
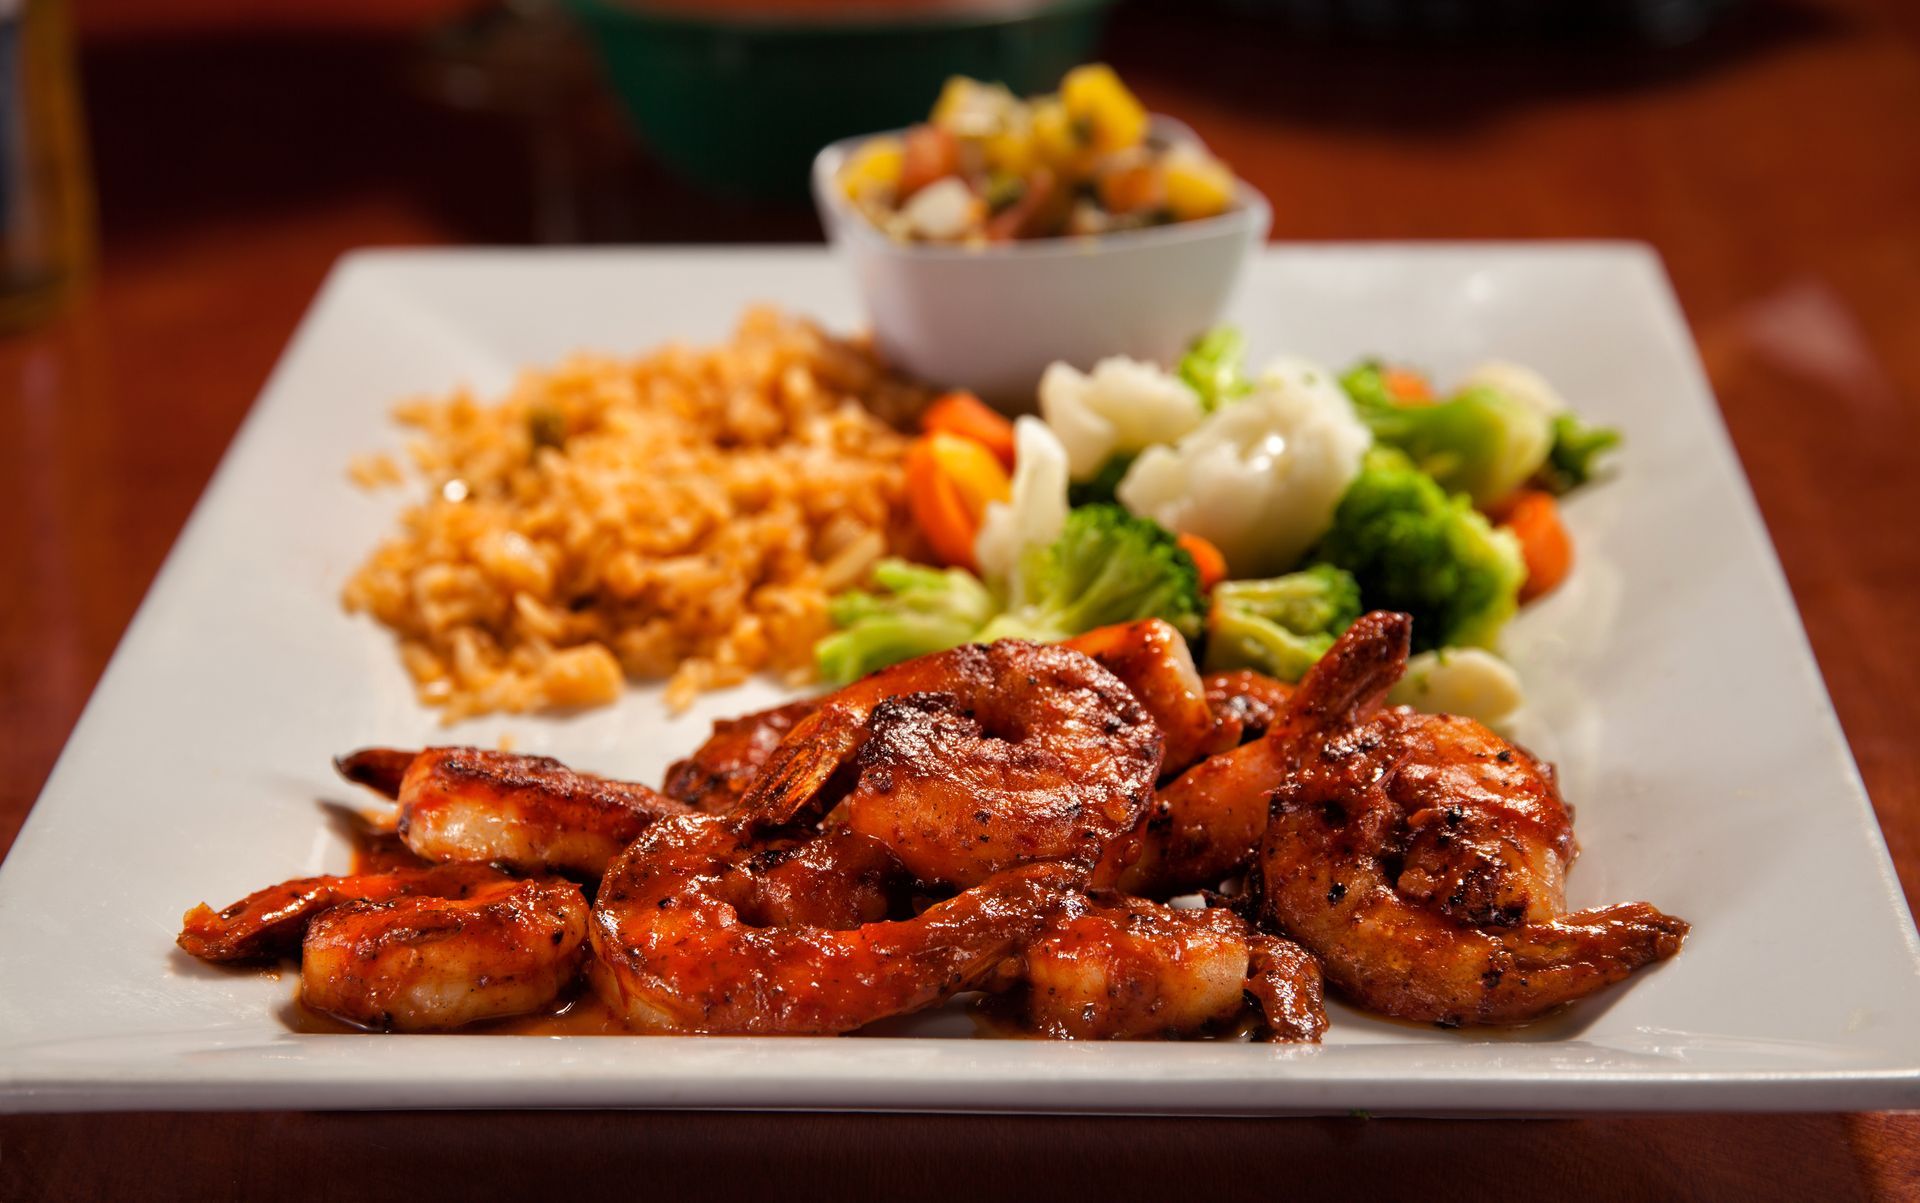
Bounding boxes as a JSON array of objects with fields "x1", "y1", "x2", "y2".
[{"x1": 343, "y1": 307, "x2": 924, "y2": 721}]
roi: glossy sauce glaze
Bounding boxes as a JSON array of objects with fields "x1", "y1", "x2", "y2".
[
  {"x1": 284, "y1": 979, "x2": 633, "y2": 1036},
  {"x1": 350, "y1": 829, "x2": 428, "y2": 875}
]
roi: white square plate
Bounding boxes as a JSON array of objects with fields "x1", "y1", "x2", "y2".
[{"x1": 4, "y1": 246, "x2": 1917, "y2": 1114}]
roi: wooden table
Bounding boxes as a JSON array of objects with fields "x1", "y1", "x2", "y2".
[{"x1": 3, "y1": 0, "x2": 1916, "y2": 1197}]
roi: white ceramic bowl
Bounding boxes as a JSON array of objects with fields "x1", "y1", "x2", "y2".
[{"x1": 813, "y1": 120, "x2": 1271, "y2": 409}]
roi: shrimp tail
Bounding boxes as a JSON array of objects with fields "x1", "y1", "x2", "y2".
[
  {"x1": 733, "y1": 704, "x2": 870, "y2": 827},
  {"x1": 1283, "y1": 609, "x2": 1411, "y2": 731},
  {"x1": 178, "y1": 862, "x2": 510, "y2": 963},
  {"x1": 1245, "y1": 932, "x2": 1329, "y2": 1043},
  {"x1": 334, "y1": 747, "x2": 420, "y2": 799}
]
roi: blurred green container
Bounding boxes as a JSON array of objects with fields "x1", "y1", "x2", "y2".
[{"x1": 562, "y1": 0, "x2": 1114, "y2": 202}]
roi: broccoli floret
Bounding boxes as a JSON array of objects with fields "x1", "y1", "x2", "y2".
[
  {"x1": 1312, "y1": 449, "x2": 1525, "y2": 652},
  {"x1": 1538, "y1": 413, "x2": 1622, "y2": 494},
  {"x1": 1340, "y1": 362, "x2": 1553, "y2": 507},
  {"x1": 1337, "y1": 359, "x2": 1403, "y2": 412},
  {"x1": 1177, "y1": 327, "x2": 1252, "y2": 411},
  {"x1": 1203, "y1": 565, "x2": 1362, "y2": 681},
  {"x1": 815, "y1": 508, "x2": 1208, "y2": 679},
  {"x1": 815, "y1": 559, "x2": 998, "y2": 685},
  {"x1": 977, "y1": 504, "x2": 1204, "y2": 644}
]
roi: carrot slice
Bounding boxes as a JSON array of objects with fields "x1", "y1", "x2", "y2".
[
  {"x1": 905, "y1": 433, "x2": 1011, "y2": 572},
  {"x1": 922, "y1": 391, "x2": 1017, "y2": 471},
  {"x1": 1177, "y1": 532, "x2": 1228, "y2": 591},
  {"x1": 1491, "y1": 489, "x2": 1573, "y2": 603},
  {"x1": 897, "y1": 124, "x2": 960, "y2": 201},
  {"x1": 1383, "y1": 366, "x2": 1435, "y2": 405},
  {"x1": 1096, "y1": 158, "x2": 1164, "y2": 216}
]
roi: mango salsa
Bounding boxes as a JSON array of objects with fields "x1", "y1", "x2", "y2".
[
  {"x1": 1030, "y1": 97, "x2": 1089, "y2": 176},
  {"x1": 1163, "y1": 144, "x2": 1236, "y2": 221},
  {"x1": 840, "y1": 136, "x2": 904, "y2": 201},
  {"x1": 1061, "y1": 64, "x2": 1148, "y2": 155},
  {"x1": 838, "y1": 65, "x2": 1244, "y2": 245}
]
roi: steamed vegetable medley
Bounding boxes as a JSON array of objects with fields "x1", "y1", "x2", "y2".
[
  {"x1": 816, "y1": 337, "x2": 1621, "y2": 726},
  {"x1": 838, "y1": 65, "x2": 1240, "y2": 245}
]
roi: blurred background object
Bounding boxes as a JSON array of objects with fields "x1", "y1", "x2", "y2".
[
  {"x1": 0, "y1": 0, "x2": 94, "y2": 330},
  {"x1": 47, "y1": 0, "x2": 1883, "y2": 249},
  {"x1": 566, "y1": 0, "x2": 1112, "y2": 201},
  {"x1": 1219, "y1": 0, "x2": 1743, "y2": 45}
]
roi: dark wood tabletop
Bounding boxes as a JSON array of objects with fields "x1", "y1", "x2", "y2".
[{"x1": 3, "y1": 0, "x2": 1917, "y2": 1197}]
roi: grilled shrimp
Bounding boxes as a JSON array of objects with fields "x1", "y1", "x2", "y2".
[
  {"x1": 1003, "y1": 892, "x2": 1325, "y2": 1042},
  {"x1": 1093, "y1": 666, "x2": 1332, "y2": 896},
  {"x1": 665, "y1": 623, "x2": 1215, "y2": 827},
  {"x1": 591, "y1": 640, "x2": 1164, "y2": 1033},
  {"x1": 336, "y1": 747, "x2": 690, "y2": 879},
  {"x1": 1203, "y1": 669, "x2": 1294, "y2": 741},
  {"x1": 1093, "y1": 718, "x2": 1297, "y2": 897},
  {"x1": 303, "y1": 875, "x2": 588, "y2": 1031},
  {"x1": 666, "y1": 622, "x2": 1222, "y2": 821},
  {"x1": 730, "y1": 826, "x2": 910, "y2": 930},
  {"x1": 179, "y1": 862, "x2": 515, "y2": 962},
  {"x1": 739, "y1": 640, "x2": 1162, "y2": 889},
  {"x1": 589, "y1": 812, "x2": 1081, "y2": 1034},
  {"x1": 1062, "y1": 620, "x2": 1241, "y2": 776},
  {"x1": 1257, "y1": 611, "x2": 1689, "y2": 1026},
  {"x1": 1076, "y1": 667, "x2": 1303, "y2": 897},
  {"x1": 663, "y1": 699, "x2": 819, "y2": 813}
]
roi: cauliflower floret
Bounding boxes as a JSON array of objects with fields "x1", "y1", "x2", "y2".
[
  {"x1": 930, "y1": 76, "x2": 1020, "y2": 138},
  {"x1": 1038, "y1": 356, "x2": 1207, "y2": 480},
  {"x1": 974, "y1": 416, "x2": 1070, "y2": 588},
  {"x1": 900, "y1": 177, "x2": 981, "y2": 242},
  {"x1": 1459, "y1": 360, "x2": 1568, "y2": 421},
  {"x1": 1387, "y1": 647, "x2": 1526, "y2": 728},
  {"x1": 1116, "y1": 356, "x2": 1371, "y2": 578}
]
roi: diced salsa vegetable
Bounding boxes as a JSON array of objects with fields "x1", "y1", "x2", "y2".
[{"x1": 840, "y1": 66, "x2": 1240, "y2": 246}]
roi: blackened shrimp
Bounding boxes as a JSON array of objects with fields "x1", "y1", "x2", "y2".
[
  {"x1": 1202, "y1": 669, "x2": 1295, "y2": 741},
  {"x1": 589, "y1": 812, "x2": 1080, "y2": 1034},
  {"x1": 739, "y1": 640, "x2": 1162, "y2": 889},
  {"x1": 336, "y1": 747, "x2": 690, "y2": 879},
  {"x1": 1094, "y1": 717, "x2": 1300, "y2": 898},
  {"x1": 1257, "y1": 611, "x2": 1689, "y2": 1026},
  {"x1": 662, "y1": 699, "x2": 819, "y2": 813},
  {"x1": 730, "y1": 826, "x2": 910, "y2": 931},
  {"x1": 179, "y1": 862, "x2": 516, "y2": 962},
  {"x1": 303, "y1": 875, "x2": 588, "y2": 1031},
  {"x1": 1094, "y1": 668, "x2": 1323, "y2": 896},
  {"x1": 1062, "y1": 621, "x2": 1240, "y2": 777},
  {"x1": 668, "y1": 623, "x2": 1216, "y2": 819},
  {"x1": 1000, "y1": 892, "x2": 1325, "y2": 1042}
]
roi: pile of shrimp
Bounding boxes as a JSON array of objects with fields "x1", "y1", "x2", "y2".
[{"x1": 179, "y1": 613, "x2": 1687, "y2": 1038}]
